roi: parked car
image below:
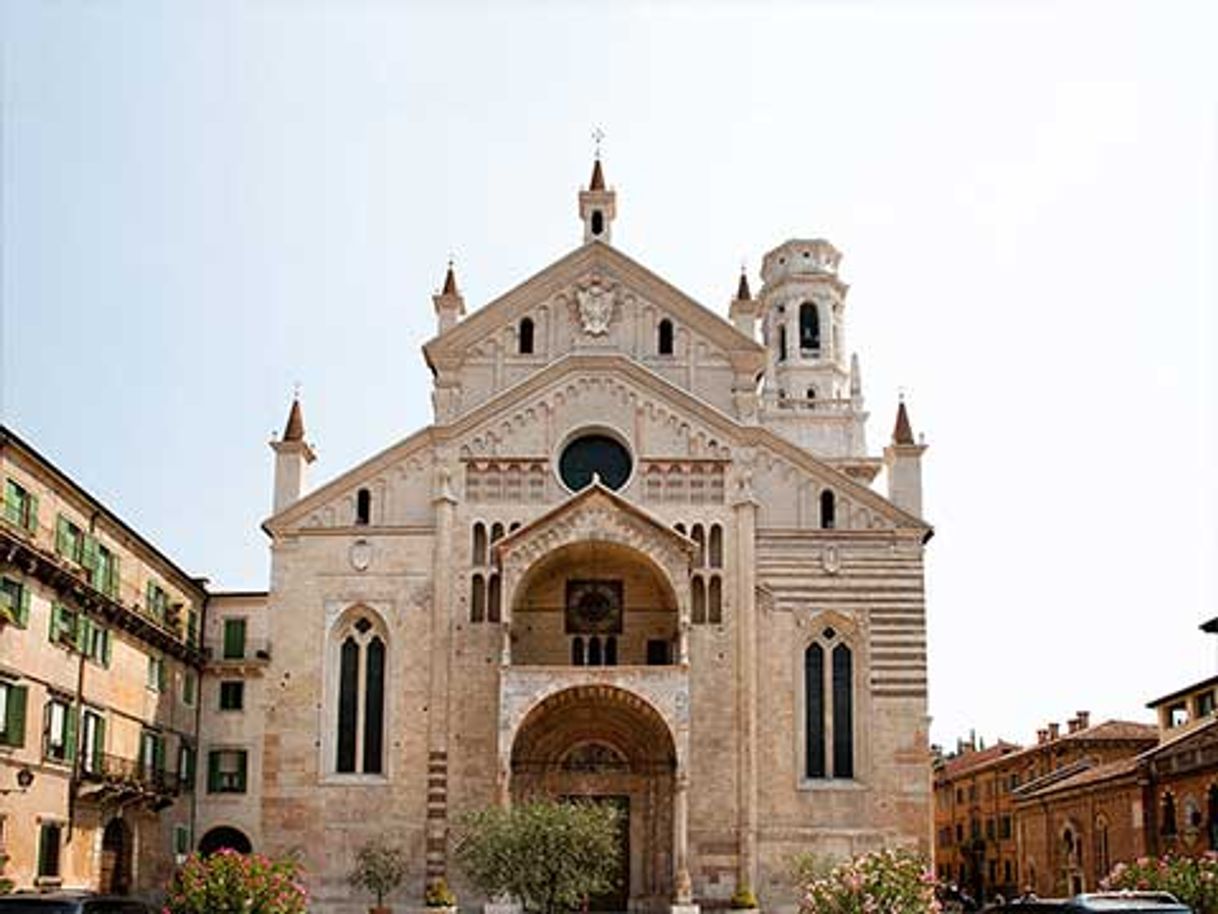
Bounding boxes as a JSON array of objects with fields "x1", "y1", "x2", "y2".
[
  {"x1": 0, "y1": 893, "x2": 158, "y2": 914},
  {"x1": 991, "y1": 892, "x2": 1192, "y2": 913}
]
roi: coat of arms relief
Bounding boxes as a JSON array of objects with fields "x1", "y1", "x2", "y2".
[{"x1": 565, "y1": 275, "x2": 623, "y2": 337}]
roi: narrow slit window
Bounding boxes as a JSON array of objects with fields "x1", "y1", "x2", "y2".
[
  {"x1": 605, "y1": 636, "x2": 617, "y2": 666},
  {"x1": 363, "y1": 637, "x2": 385, "y2": 774},
  {"x1": 708, "y1": 576, "x2": 722, "y2": 625},
  {"x1": 820, "y1": 490, "x2": 836, "y2": 530},
  {"x1": 805, "y1": 644, "x2": 825, "y2": 778},
  {"x1": 519, "y1": 317, "x2": 535, "y2": 354},
  {"x1": 572, "y1": 637, "x2": 585, "y2": 666},
  {"x1": 472, "y1": 523, "x2": 487, "y2": 566},
  {"x1": 588, "y1": 636, "x2": 602, "y2": 666},
  {"x1": 832, "y1": 644, "x2": 854, "y2": 778},
  {"x1": 708, "y1": 524, "x2": 723, "y2": 568},
  {"x1": 691, "y1": 524, "x2": 706, "y2": 568},
  {"x1": 355, "y1": 488, "x2": 371, "y2": 525},
  {"x1": 658, "y1": 319, "x2": 674, "y2": 355},
  {"x1": 470, "y1": 574, "x2": 485, "y2": 623},
  {"x1": 800, "y1": 302, "x2": 821, "y2": 351},
  {"x1": 336, "y1": 637, "x2": 359, "y2": 773},
  {"x1": 692, "y1": 576, "x2": 706, "y2": 625},
  {"x1": 487, "y1": 574, "x2": 502, "y2": 624}
]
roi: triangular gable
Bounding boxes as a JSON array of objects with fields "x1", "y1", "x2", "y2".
[
  {"x1": 266, "y1": 352, "x2": 930, "y2": 538},
  {"x1": 422, "y1": 242, "x2": 765, "y2": 375},
  {"x1": 493, "y1": 479, "x2": 695, "y2": 565}
]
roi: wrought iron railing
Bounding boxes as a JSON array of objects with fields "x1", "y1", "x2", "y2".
[{"x1": 79, "y1": 752, "x2": 183, "y2": 796}]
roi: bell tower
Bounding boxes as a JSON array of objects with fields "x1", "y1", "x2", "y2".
[
  {"x1": 578, "y1": 155, "x2": 616, "y2": 244},
  {"x1": 757, "y1": 239, "x2": 868, "y2": 458}
]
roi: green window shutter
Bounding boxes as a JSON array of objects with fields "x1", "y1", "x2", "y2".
[
  {"x1": 75, "y1": 615, "x2": 91, "y2": 654},
  {"x1": 55, "y1": 516, "x2": 71, "y2": 557},
  {"x1": 25, "y1": 492, "x2": 38, "y2": 533},
  {"x1": 223, "y1": 619, "x2": 246, "y2": 659},
  {"x1": 154, "y1": 734, "x2": 166, "y2": 772},
  {"x1": 17, "y1": 585, "x2": 30, "y2": 628},
  {"x1": 207, "y1": 751, "x2": 221, "y2": 792},
  {"x1": 4, "y1": 686, "x2": 26, "y2": 748},
  {"x1": 107, "y1": 555, "x2": 121, "y2": 599},
  {"x1": 237, "y1": 751, "x2": 248, "y2": 792},
  {"x1": 81, "y1": 535, "x2": 99, "y2": 576},
  {"x1": 1, "y1": 481, "x2": 18, "y2": 525},
  {"x1": 94, "y1": 714, "x2": 106, "y2": 762},
  {"x1": 49, "y1": 603, "x2": 61, "y2": 642},
  {"x1": 65, "y1": 704, "x2": 78, "y2": 762}
]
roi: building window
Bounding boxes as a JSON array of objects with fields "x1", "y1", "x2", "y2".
[
  {"x1": 54, "y1": 516, "x2": 85, "y2": 564},
  {"x1": 178, "y1": 742, "x2": 196, "y2": 789},
  {"x1": 334, "y1": 613, "x2": 387, "y2": 775},
  {"x1": 219, "y1": 680, "x2": 245, "y2": 711},
  {"x1": 222, "y1": 618, "x2": 247, "y2": 659},
  {"x1": 470, "y1": 573, "x2": 486, "y2": 623},
  {"x1": 571, "y1": 637, "x2": 585, "y2": 665},
  {"x1": 182, "y1": 669, "x2": 198, "y2": 707},
  {"x1": 0, "y1": 681, "x2": 28, "y2": 748},
  {"x1": 709, "y1": 524, "x2": 723, "y2": 568},
  {"x1": 658, "y1": 319, "x2": 674, "y2": 355},
  {"x1": 804, "y1": 644, "x2": 825, "y2": 778},
  {"x1": 207, "y1": 749, "x2": 248, "y2": 793},
  {"x1": 0, "y1": 576, "x2": 30, "y2": 628},
  {"x1": 1095, "y1": 816, "x2": 1110, "y2": 877},
  {"x1": 1198, "y1": 691, "x2": 1216, "y2": 718},
  {"x1": 174, "y1": 824, "x2": 192, "y2": 856},
  {"x1": 778, "y1": 324, "x2": 787, "y2": 361},
  {"x1": 820, "y1": 490, "x2": 836, "y2": 529},
  {"x1": 692, "y1": 577, "x2": 706, "y2": 625},
  {"x1": 831, "y1": 644, "x2": 854, "y2": 778},
  {"x1": 186, "y1": 610, "x2": 199, "y2": 648},
  {"x1": 519, "y1": 317, "x2": 535, "y2": 354},
  {"x1": 3, "y1": 478, "x2": 38, "y2": 532},
  {"x1": 708, "y1": 577, "x2": 723, "y2": 625},
  {"x1": 37, "y1": 821, "x2": 62, "y2": 880},
  {"x1": 44, "y1": 697, "x2": 74, "y2": 763},
  {"x1": 140, "y1": 730, "x2": 166, "y2": 778},
  {"x1": 1000, "y1": 815, "x2": 1012, "y2": 839},
  {"x1": 81, "y1": 708, "x2": 105, "y2": 776},
  {"x1": 145, "y1": 580, "x2": 170, "y2": 620},
  {"x1": 591, "y1": 210, "x2": 604, "y2": 236},
  {"x1": 1162, "y1": 793, "x2": 1178, "y2": 836},
  {"x1": 806, "y1": 635, "x2": 855, "y2": 780},
  {"x1": 85, "y1": 621, "x2": 111, "y2": 667},
  {"x1": 49, "y1": 603, "x2": 78, "y2": 646},
  {"x1": 147, "y1": 655, "x2": 167, "y2": 692},
  {"x1": 1168, "y1": 703, "x2": 1188, "y2": 727},
  {"x1": 488, "y1": 574, "x2": 502, "y2": 624},
  {"x1": 799, "y1": 302, "x2": 821, "y2": 351},
  {"x1": 355, "y1": 488, "x2": 371, "y2": 525},
  {"x1": 94, "y1": 544, "x2": 120, "y2": 598}
]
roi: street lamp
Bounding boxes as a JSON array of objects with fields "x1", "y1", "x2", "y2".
[{"x1": 0, "y1": 766, "x2": 34, "y2": 795}]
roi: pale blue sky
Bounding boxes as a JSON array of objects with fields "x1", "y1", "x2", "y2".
[{"x1": 3, "y1": 0, "x2": 1216, "y2": 747}]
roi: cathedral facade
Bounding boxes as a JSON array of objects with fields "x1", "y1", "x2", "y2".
[{"x1": 252, "y1": 161, "x2": 934, "y2": 912}]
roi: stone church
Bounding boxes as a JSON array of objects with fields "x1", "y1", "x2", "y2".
[{"x1": 253, "y1": 159, "x2": 934, "y2": 912}]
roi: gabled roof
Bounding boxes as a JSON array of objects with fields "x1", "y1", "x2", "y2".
[
  {"x1": 1140, "y1": 714, "x2": 1218, "y2": 759},
  {"x1": 1015, "y1": 756, "x2": 1142, "y2": 800},
  {"x1": 1147, "y1": 673, "x2": 1218, "y2": 710},
  {"x1": 493, "y1": 479, "x2": 694, "y2": 561},
  {"x1": 264, "y1": 353, "x2": 933, "y2": 537},
  {"x1": 937, "y1": 741, "x2": 1022, "y2": 779},
  {"x1": 422, "y1": 242, "x2": 765, "y2": 376}
]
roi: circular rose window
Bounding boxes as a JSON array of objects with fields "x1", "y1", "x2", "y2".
[{"x1": 558, "y1": 433, "x2": 632, "y2": 491}]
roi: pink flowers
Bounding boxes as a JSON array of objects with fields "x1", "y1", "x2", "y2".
[
  {"x1": 164, "y1": 849, "x2": 309, "y2": 914},
  {"x1": 798, "y1": 847, "x2": 939, "y2": 914},
  {"x1": 1101, "y1": 852, "x2": 1218, "y2": 913}
]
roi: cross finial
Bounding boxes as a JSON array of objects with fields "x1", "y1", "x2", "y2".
[
  {"x1": 293, "y1": 380, "x2": 302, "y2": 399},
  {"x1": 592, "y1": 127, "x2": 605, "y2": 159},
  {"x1": 898, "y1": 386, "x2": 906, "y2": 402}
]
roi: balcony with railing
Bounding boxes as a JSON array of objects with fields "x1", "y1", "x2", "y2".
[{"x1": 76, "y1": 753, "x2": 186, "y2": 808}]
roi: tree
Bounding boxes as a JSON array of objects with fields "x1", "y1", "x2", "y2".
[
  {"x1": 455, "y1": 798, "x2": 622, "y2": 914},
  {"x1": 348, "y1": 836, "x2": 410, "y2": 910}
]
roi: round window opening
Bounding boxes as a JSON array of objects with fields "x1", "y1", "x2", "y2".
[{"x1": 558, "y1": 434, "x2": 632, "y2": 492}]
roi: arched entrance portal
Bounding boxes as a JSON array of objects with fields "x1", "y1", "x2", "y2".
[
  {"x1": 511, "y1": 685, "x2": 676, "y2": 913},
  {"x1": 198, "y1": 826, "x2": 253, "y2": 856},
  {"x1": 99, "y1": 818, "x2": 132, "y2": 895}
]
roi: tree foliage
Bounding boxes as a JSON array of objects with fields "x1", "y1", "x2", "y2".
[
  {"x1": 348, "y1": 835, "x2": 410, "y2": 907},
  {"x1": 164, "y1": 849, "x2": 309, "y2": 914},
  {"x1": 455, "y1": 798, "x2": 622, "y2": 914}
]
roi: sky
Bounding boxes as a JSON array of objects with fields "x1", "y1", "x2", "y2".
[{"x1": 2, "y1": 0, "x2": 1216, "y2": 750}]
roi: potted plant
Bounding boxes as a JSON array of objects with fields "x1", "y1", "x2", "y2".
[
  {"x1": 426, "y1": 876, "x2": 458, "y2": 913},
  {"x1": 730, "y1": 884, "x2": 759, "y2": 913},
  {"x1": 349, "y1": 836, "x2": 409, "y2": 914}
]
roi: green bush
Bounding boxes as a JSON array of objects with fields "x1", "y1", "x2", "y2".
[
  {"x1": 730, "y1": 885, "x2": 759, "y2": 909},
  {"x1": 798, "y1": 847, "x2": 936, "y2": 914},
  {"x1": 164, "y1": 849, "x2": 308, "y2": 914},
  {"x1": 1103, "y1": 853, "x2": 1218, "y2": 914}
]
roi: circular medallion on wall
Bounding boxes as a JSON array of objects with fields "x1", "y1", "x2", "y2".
[{"x1": 557, "y1": 432, "x2": 632, "y2": 491}]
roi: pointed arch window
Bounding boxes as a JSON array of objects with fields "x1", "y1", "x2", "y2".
[
  {"x1": 333, "y1": 613, "x2": 387, "y2": 775},
  {"x1": 820, "y1": 490, "x2": 836, "y2": 529},
  {"x1": 519, "y1": 317, "x2": 535, "y2": 354},
  {"x1": 658, "y1": 319, "x2": 674, "y2": 356},
  {"x1": 708, "y1": 524, "x2": 723, "y2": 568},
  {"x1": 800, "y1": 302, "x2": 820, "y2": 351},
  {"x1": 805, "y1": 631, "x2": 855, "y2": 780}
]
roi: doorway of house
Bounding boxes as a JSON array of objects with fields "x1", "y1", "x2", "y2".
[{"x1": 100, "y1": 818, "x2": 132, "y2": 895}]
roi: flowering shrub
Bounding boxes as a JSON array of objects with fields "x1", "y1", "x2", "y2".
[
  {"x1": 799, "y1": 847, "x2": 939, "y2": 914},
  {"x1": 164, "y1": 848, "x2": 309, "y2": 914},
  {"x1": 1102, "y1": 852, "x2": 1218, "y2": 914}
]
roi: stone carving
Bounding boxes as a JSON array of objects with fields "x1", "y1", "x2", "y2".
[
  {"x1": 574, "y1": 281, "x2": 618, "y2": 336},
  {"x1": 349, "y1": 539, "x2": 373, "y2": 572},
  {"x1": 822, "y1": 544, "x2": 841, "y2": 575}
]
